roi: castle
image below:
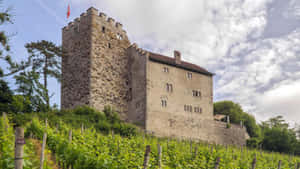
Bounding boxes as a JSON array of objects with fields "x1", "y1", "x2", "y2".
[{"x1": 61, "y1": 7, "x2": 249, "y2": 145}]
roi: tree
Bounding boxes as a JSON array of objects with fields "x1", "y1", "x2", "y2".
[
  {"x1": 0, "y1": 79, "x2": 12, "y2": 112},
  {"x1": 214, "y1": 101, "x2": 261, "y2": 138},
  {"x1": 14, "y1": 70, "x2": 49, "y2": 112},
  {"x1": 25, "y1": 40, "x2": 62, "y2": 108},
  {"x1": 0, "y1": 2, "x2": 30, "y2": 77}
]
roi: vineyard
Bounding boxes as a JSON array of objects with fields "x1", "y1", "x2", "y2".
[{"x1": 1, "y1": 114, "x2": 300, "y2": 169}]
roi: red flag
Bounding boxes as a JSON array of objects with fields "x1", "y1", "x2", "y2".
[{"x1": 67, "y1": 4, "x2": 70, "y2": 19}]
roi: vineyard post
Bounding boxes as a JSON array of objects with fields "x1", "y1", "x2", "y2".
[
  {"x1": 214, "y1": 157, "x2": 220, "y2": 169},
  {"x1": 277, "y1": 160, "x2": 282, "y2": 169},
  {"x1": 3, "y1": 112, "x2": 8, "y2": 131},
  {"x1": 190, "y1": 139, "x2": 193, "y2": 155},
  {"x1": 143, "y1": 145, "x2": 151, "y2": 169},
  {"x1": 15, "y1": 127, "x2": 25, "y2": 169},
  {"x1": 157, "y1": 144, "x2": 162, "y2": 168},
  {"x1": 39, "y1": 133, "x2": 47, "y2": 169},
  {"x1": 68, "y1": 129, "x2": 72, "y2": 143},
  {"x1": 251, "y1": 155, "x2": 257, "y2": 169},
  {"x1": 296, "y1": 162, "x2": 300, "y2": 169},
  {"x1": 112, "y1": 130, "x2": 114, "y2": 140},
  {"x1": 194, "y1": 146, "x2": 198, "y2": 158},
  {"x1": 227, "y1": 116, "x2": 230, "y2": 124},
  {"x1": 68, "y1": 129, "x2": 72, "y2": 169},
  {"x1": 45, "y1": 118, "x2": 48, "y2": 129},
  {"x1": 56, "y1": 124, "x2": 59, "y2": 133},
  {"x1": 81, "y1": 123, "x2": 84, "y2": 134}
]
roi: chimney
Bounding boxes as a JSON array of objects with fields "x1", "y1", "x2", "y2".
[{"x1": 174, "y1": 50, "x2": 181, "y2": 64}]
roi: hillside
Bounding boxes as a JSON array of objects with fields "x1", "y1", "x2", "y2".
[{"x1": 2, "y1": 111, "x2": 300, "y2": 169}]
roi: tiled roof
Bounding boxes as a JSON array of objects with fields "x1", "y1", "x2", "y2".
[{"x1": 148, "y1": 52, "x2": 214, "y2": 76}]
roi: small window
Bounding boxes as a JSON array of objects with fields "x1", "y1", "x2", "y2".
[
  {"x1": 108, "y1": 43, "x2": 111, "y2": 48},
  {"x1": 192, "y1": 90, "x2": 201, "y2": 97},
  {"x1": 184, "y1": 105, "x2": 192, "y2": 112},
  {"x1": 102, "y1": 26, "x2": 106, "y2": 33},
  {"x1": 166, "y1": 83, "x2": 173, "y2": 93},
  {"x1": 163, "y1": 67, "x2": 169, "y2": 73},
  {"x1": 187, "y1": 72, "x2": 192, "y2": 79},
  {"x1": 161, "y1": 100, "x2": 167, "y2": 107}
]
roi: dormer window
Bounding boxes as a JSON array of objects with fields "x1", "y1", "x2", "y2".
[{"x1": 187, "y1": 72, "x2": 192, "y2": 79}]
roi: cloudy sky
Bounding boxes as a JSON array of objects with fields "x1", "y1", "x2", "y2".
[{"x1": 2, "y1": 0, "x2": 300, "y2": 124}]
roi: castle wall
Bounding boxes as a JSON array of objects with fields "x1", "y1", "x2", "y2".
[
  {"x1": 62, "y1": 7, "x2": 131, "y2": 119},
  {"x1": 87, "y1": 8, "x2": 131, "y2": 119},
  {"x1": 61, "y1": 9, "x2": 93, "y2": 109},
  {"x1": 127, "y1": 45, "x2": 147, "y2": 127},
  {"x1": 145, "y1": 59, "x2": 248, "y2": 145}
]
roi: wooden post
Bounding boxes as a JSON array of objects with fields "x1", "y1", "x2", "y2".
[
  {"x1": 143, "y1": 145, "x2": 151, "y2": 169},
  {"x1": 81, "y1": 123, "x2": 84, "y2": 134},
  {"x1": 190, "y1": 139, "x2": 193, "y2": 155},
  {"x1": 252, "y1": 155, "x2": 257, "y2": 169},
  {"x1": 214, "y1": 157, "x2": 220, "y2": 169},
  {"x1": 15, "y1": 127, "x2": 25, "y2": 169},
  {"x1": 157, "y1": 144, "x2": 162, "y2": 168},
  {"x1": 194, "y1": 146, "x2": 198, "y2": 158},
  {"x1": 68, "y1": 129, "x2": 72, "y2": 143},
  {"x1": 56, "y1": 124, "x2": 59, "y2": 133},
  {"x1": 227, "y1": 116, "x2": 230, "y2": 124},
  {"x1": 277, "y1": 160, "x2": 281, "y2": 169},
  {"x1": 68, "y1": 129, "x2": 72, "y2": 169},
  {"x1": 39, "y1": 133, "x2": 47, "y2": 169},
  {"x1": 45, "y1": 118, "x2": 48, "y2": 129},
  {"x1": 296, "y1": 163, "x2": 300, "y2": 169},
  {"x1": 112, "y1": 130, "x2": 114, "y2": 139},
  {"x1": 3, "y1": 112, "x2": 8, "y2": 132}
]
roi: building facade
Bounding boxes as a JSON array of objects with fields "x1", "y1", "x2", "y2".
[{"x1": 62, "y1": 7, "x2": 249, "y2": 145}]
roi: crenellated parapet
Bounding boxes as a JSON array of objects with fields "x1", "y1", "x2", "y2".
[
  {"x1": 130, "y1": 43, "x2": 150, "y2": 57},
  {"x1": 62, "y1": 7, "x2": 127, "y2": 35}
]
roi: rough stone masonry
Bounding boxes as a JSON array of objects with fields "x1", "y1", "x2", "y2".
[{"x1": 62, "y1": 7, "x2": 249, "y2": 145}]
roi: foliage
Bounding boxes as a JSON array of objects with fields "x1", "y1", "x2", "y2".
[
  {"x1": 25, "y1": 40, "x2": 62, "y2": 107},
  {"x1": 14, "y1": 70, "x2": 49, "y2": 112},
  {"x1": 24, "y1": 117, "x2": 300, "y2": 169},
  {"x1": 260, "y1": 116, "x2": 299, "y2": 154},
  {"x1": 0, "y1": 114, "x2": 54, "y2": 169},
  {"x1": 12, "y1": 106, "x2": 138, "y2": 136},
  {"x1": 214, "y1": 101, "x2": 261, "y2": 138},
  {"x1": 0, "y1": 79, "x2": 12, "y2": 112}
]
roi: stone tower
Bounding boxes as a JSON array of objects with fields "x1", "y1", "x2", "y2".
[{"x1": 61, "y1": 7, "x2": 131, "y2": 119}]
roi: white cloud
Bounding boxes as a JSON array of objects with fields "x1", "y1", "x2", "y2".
[{"x1": 68, "y1": 0, "x2": 300, "y2": 124}]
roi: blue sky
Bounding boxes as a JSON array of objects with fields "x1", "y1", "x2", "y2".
[{"x1": 2, "y1": 0, "x2": 300, "y2": 124}]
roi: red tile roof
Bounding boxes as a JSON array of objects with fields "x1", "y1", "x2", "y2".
[{"x1": 148, "y1": 52, "x2": 214, "y2": 76}]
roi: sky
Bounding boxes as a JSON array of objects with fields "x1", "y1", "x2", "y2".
[{"x1": 2, "y1": 0, "x2": 300, "y2": 125}]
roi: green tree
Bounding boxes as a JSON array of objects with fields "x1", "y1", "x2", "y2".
[
  {"x1": 0, "y1": 79, "x2": 12, "y2": 112},
  {"x1": 14, "y1": 70, "x2": 49, "y2": 112},
  {"x1": 0, "y1": 2, "x2": 30, "y2": 77},
  {"x1": 214, "y1": 100, "x2": 261, "y2": 138},
  {"x1": 25, "y1": 40, "x2": 62, "y2": 108}
]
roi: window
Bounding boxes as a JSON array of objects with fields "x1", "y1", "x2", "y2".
[
  {"x1": 102, "y1": 26, "x2": 106, "y2": 33},
  {"x1": 166, "y1": 83, "x2": 173, "y2": 93},
  {"x1": 187, "y1": 72, "x2": 192, "y2": 79},
  {"x1": 184, "y1": 105, "x2": 192, "y2": 112},
  {"x1": 194, "y1": 107, "x2": 202, "y2": 113},
  {"x1": 161, "y1": 100, "x2": 167, "y2": 107},
  {"x1": 163, "y1": 67, "x2": 169, "y2": 73},
  {"x1": 108, "y1": 43, "x2": 111, "y2": 48},
  {"x1": 192, "y1": 90, "x2": 201, "y2": 97}
]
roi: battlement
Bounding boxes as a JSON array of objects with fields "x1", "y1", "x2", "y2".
[
  {"x1": 130, "y1": 43, "x2": 149, "y2": 57},
  {"x1": 63, "y1": 7, "x2": 126, "y2": 34}
]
